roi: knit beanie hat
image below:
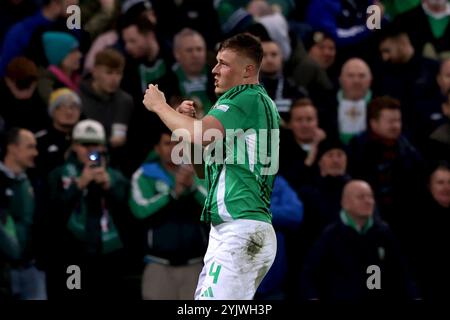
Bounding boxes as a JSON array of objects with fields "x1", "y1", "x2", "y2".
[
  {"x1": 42, "y1": 31, "x2": 79, "y2": 66},
  {"x1": 48, "y1": 87, "x2": 81, "y2": 116},
  {"x1": 316, "y1": 138, "x2": 346, "y2": 162}
]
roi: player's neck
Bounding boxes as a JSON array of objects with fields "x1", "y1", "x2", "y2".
[{"x1": 241, "y1": 76, "x2": 259, "y2": 86}]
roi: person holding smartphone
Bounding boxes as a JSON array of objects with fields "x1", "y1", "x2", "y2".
[{"x1": 46, "y1": 119, "x2": 132, "y2": 299}]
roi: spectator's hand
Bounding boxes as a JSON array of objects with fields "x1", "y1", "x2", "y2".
[
  {"x1": 143, "y1": 84, "x2": 166, "y2": 113},
  {"x1": 174, "y1": 165, "x2": 195, "y2": 196},
  {"x1": 77, "y1": 166, "x2": 96, "y2": 190},
  {"x1": 92, "y1": 167, "x2": 111, "y2": 190},
  {"x1": 312, "y1": 128, "x2": 326, "y2": 146},
  {"x1": 304, "y1": 128, "x2": 326, "y2": 167},
  {"x1": 176, "y1": 100, "x2": 196, "y2": 118}
]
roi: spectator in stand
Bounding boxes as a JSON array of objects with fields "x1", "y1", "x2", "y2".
[
  {"x1": 0, "y1": 128, "x2": 46, "y2": 300},
  {"x1": 393, "y1": 0, "x2": 450, "y2": 60},
  {"x1": 347, "y1": 96, "x2": 425, "y2": 243},
  {"x1": 83, "y1": 0, "x2": 157, "y2": 75},
  {"x1": 381, "y1": 0, "x2": 420, "y2": 19},
  {"x1": 279, "y1": 98, "x2": 327, "y2": 192},
  {"x1": 409, "y1": 58, "x2": 450, "y2": 150},
  {"x1": 151, "y1": 0, "x2": 221, "y2": 50},
  {"x1": 47, "y1": 119, "x2": 132, "y2": 299},
  {"x1": 412, "y1": 163, "x2": 450, "y2": 301},
  {"x1": 300, "y1": 180, "x2": 419, "y2": 302},
  {"x1": 38, "y1": 31, "x2": 82, "y2": 105},
  {"x1": 335, "y1": 58, "x2": 373, "y2": 144},
  {"x1": 373, "y1": 27, "x2": 439, "y2": 139},
  {"x1": 306, "y1": 0, "x2": 387, "y2": 64},
  {"x1": 119, "y1": 13, "x2": 173, "y2": 176},
  {"x1": 255, "y1": 175, "x2": 303, "y2": 300},
  {"x1": 165, "y1": 28, "x2": 215, "y2": 117},
  {"x1": 129, "y1": 128, "x2": 208, "y2": 300},
  {"x1": 80, "y1": 48, "x2": 133, "y2": 169},
  {"x1": 305, "y1": 29, "x2": 339, "y2": 88},
  {"x1": 0, "y1": 57, "x2": 50, "y2": 133},
  {"x1": 0, "y1": 0, "x2": 69, "y2": 76},
  {"x1": 260, "y1": 39, "x2": 307, "y2": 121},
  {"x1": 34, "y1": 88, "x2": 82, "y2": 182},
  {"x1": 80, "y1": 0, "x2": 120, "y2": 42},
  {"x1": 428, "y1": 89, "x2": 450, "y2": 162},
  {"x1": 285, "y1": 33, "x2": 334, "y2": 115},
  {"x1": 246, "y1": 0, "x2": 291, "y2": 61},
  {"x1": 0, "y1": 0, "x2": 38, "y2": 45},
  {"x1": 299, "y1": 138, "x2": 351, "y2": 256}
]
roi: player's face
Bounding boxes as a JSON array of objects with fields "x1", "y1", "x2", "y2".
[{"x1": 212, "y1": 49, "x2": 246, "y2": 95}]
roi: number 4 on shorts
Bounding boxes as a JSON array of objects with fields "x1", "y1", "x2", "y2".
[{"x1": 209, "y1": 262, "x2": 222, "y2": 284}]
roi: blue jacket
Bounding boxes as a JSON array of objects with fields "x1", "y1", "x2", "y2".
[
  {"x1": 256, "y1": 175, "x2": 303, "y2": 298},
  {"x1": 306, "y1": 0, "x2": 377, "y2": 47},
  {"x1": 0, "y1": 9, "x2": 52, "y2": 76}
]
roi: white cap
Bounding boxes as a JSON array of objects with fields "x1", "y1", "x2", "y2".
[{"x1": 72, "y1": 119, "x2": 106, "y2": 145}]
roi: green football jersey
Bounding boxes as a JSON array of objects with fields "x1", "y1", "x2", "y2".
[{"x1": 202, "y1": 84, "x2": 280, "y2": 224}]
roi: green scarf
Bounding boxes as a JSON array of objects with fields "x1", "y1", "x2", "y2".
[
  {"x1": 340, "y1": 209, "x2": 374, "y2": 235},
  {"x1": 173, "y1": 63, "x2": 213, "y2": 114},
  {"x1": 427, "y1": 15, "x2": 450, "y2": 39},
  {"x1": 139, "y1": 59, "x2": 167, "y2": 93},
  {"x1": 62, "y1": 162, "x2": 123, "y2": 254}
]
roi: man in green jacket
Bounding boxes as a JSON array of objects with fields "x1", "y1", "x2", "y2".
[
  {"x1": 47, "y1": 119, "x2": 131, "y2": 299},
  {"x1": 0, "y1": 127, "x2": 45, "y2": 300},
  {"x1": 129, "y1": 128, "x2": 208, "y2": 300}
]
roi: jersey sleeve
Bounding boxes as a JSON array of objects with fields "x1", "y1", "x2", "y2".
[{"x1": 207, "y1": 101, "x2": 248, "y2": 130}]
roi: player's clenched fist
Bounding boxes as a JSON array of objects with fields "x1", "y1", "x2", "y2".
[
  {"x1": 176, "y1": 100, "x2": 196, "y2": 118},
  {"x1": 143, "y1": 84, "x2": 166, "y2": 112}
]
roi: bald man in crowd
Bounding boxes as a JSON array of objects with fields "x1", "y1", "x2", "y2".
[
  {"x1": 336, "y1": 58, "x2": 373, "y2": 144},
  {"x1": 300, "y1": 180, "x2": 419, "y2": 302}
]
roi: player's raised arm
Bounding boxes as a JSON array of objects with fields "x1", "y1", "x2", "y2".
[{"x1": 143, "y1": 84, "x2": 224, "y2": 147}]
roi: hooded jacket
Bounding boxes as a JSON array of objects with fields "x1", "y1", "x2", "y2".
[{"x1": 129, "y1": 151, "x2": 208, "y2": 265}]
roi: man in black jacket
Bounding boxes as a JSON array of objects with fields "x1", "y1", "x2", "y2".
[
  {"x1": 300, "y1": 180, "x2": 419, "y2": 302},
  {"x1": 347, "y1": 96, "x2": 425, "y2": 242},
  {"x1": 393, "y1": 0, "x2": 450, "y2": 60},
  {"x1": 34, "y1": 87, "x2": 81, "y2": 182}
]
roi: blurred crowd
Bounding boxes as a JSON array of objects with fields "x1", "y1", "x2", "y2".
[{"x1": 1, "y1": 0, "x2": 450, "y2": 301}]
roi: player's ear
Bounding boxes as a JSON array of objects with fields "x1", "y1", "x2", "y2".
[{"x1": 243, "y1": 64, "x2": 255, "y2": 78}]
